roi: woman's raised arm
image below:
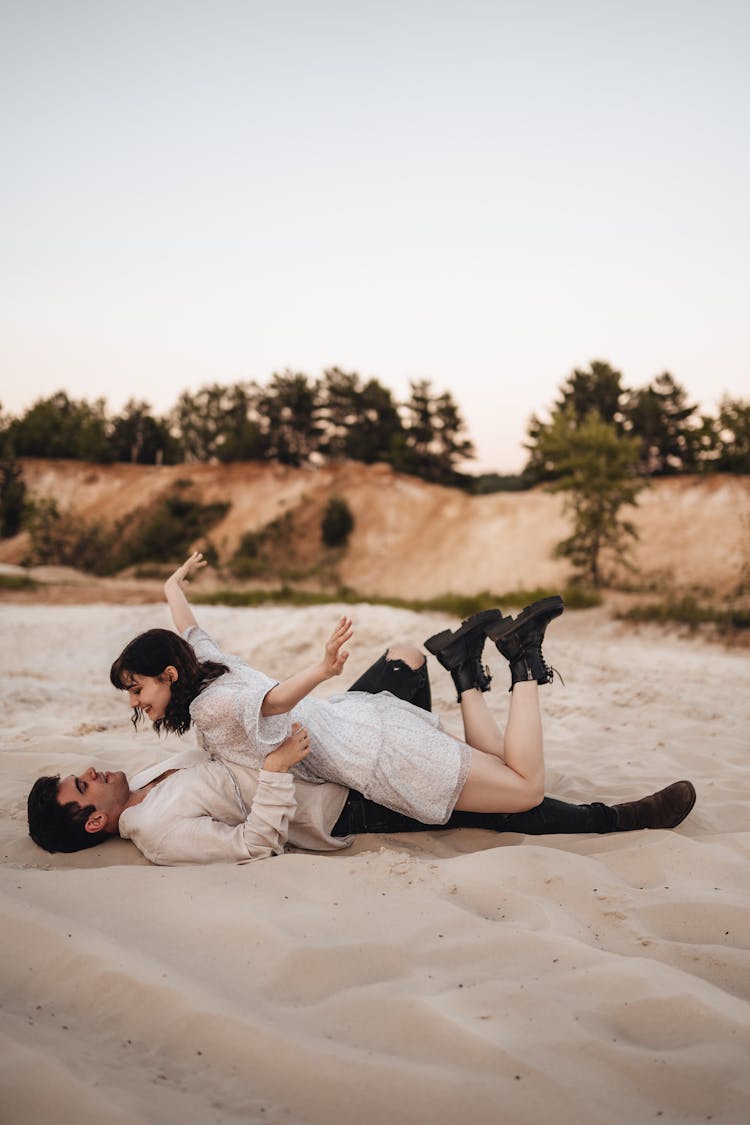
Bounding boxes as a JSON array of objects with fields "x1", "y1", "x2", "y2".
[
  {"x1": 260, "y1": 616, "x2": 353, "y2": 715},
  {"x1": 164, "y1": 551, "x2": 207, "y2": 634}
]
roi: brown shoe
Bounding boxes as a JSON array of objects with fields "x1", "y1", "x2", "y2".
[{"x1": 613, "y1": 780, "x2": 696, "y2": 831}]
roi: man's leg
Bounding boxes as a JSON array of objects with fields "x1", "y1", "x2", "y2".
[{"x1": 332, "y1": 791, "x2": 616, "y2": 836}]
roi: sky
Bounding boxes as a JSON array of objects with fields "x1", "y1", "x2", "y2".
[{"x1": 1, "y1": 0, "x2": 749, "y2": 471}]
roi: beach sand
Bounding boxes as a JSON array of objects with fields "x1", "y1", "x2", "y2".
[{"x1": 1, "y1": 602, "x2": 749, "y2": 1124}]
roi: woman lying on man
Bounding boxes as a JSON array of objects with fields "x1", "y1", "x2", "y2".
[{"x1": 27, "y1": 554, "x2": 695, "y2": 863}]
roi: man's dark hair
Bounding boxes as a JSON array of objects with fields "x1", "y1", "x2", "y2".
[
  {"x1": 27, "y1": 775, "x2": 109, "y2": 854},
  {"x1": 110, "y1": 628, "x2": 229, "y2": 735}
]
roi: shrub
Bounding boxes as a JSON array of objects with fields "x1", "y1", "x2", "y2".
[
  {"x1": 116, "y1": 497, "x2": 230, "y2": 570},
  {"x1": 23, "y1": 494, "x2": 230, "y2": 576},
  {"x1": 321, "y1": 497, "x2": 354, "y2": 548},
  {"x1": 24, "y1": 498, "x2": 118, "y2": 575},
  {"x1": 0, "y1": 444, "x2": 26, "y2": 537},
  {"x1": 229, "y1": 514, "x2": 294, "y2": 578}
]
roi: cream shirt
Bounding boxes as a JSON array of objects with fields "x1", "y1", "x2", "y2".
[{"x1": 118, "y1": 748, "x2": 351, "y2": 865}]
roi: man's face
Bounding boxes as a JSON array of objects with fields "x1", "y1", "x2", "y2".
[
  {"x1": 123, "y1": 672, "x2": 174, "y2": 722},
  {"x1": 56, "y1": 766, "x2": 130, "y2": 833}
]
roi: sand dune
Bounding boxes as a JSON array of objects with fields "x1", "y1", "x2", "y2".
[{"x1": 1, "y1": 601, "x2": 749, "y2": 1124}]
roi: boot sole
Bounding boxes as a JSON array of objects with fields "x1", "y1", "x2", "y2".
[
  {"x1": 484, "y1": 596, "x2": 564, "y2": 643},
  {"x1": 425, "y1": 608, "x2": 509, "y2": 656}
]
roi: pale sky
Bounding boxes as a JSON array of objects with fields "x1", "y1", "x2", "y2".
[{"x1": 1, "y1": 0, "x2": 748, "y2": 471}]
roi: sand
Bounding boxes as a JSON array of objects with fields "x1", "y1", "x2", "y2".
[{"x1": 1, "y1": 601, "x2": 749, "y2": 1124}]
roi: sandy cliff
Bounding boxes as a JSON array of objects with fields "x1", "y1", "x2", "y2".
[{"x1": 2, "y1": 459, "x2": 748, "y2": 598}]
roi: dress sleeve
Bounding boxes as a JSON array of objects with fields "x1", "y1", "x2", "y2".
[
  {"x1": 238, "y1": 673, "x2": 294, "y2": 750},
  {"x1": 143, "y1": 771, "x2": 297, "y2": 865},
  {"x1": 183, "y1": 624, "x2": 293, "y2": 752},
  {"x1": 182, "y1": 624, "x2": 236, "y2": 666}
]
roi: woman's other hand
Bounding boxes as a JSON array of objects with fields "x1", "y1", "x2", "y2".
[
  {"x1": 264, "y1": 723, "x2": 311, "y2": 773},
  {"x1": 165, "y1": 551, "x2": 207, "y2": 591},
  {"x1": 322, "y1": 616, "x2": 353, "y2": 678}
]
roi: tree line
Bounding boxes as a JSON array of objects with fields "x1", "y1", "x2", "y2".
[
  {"x1": 1, "y1": 360, "x2": 749, "y2": 586},
  {"x1": 524, "y1": 361, "x2": 750, "y2": 480},
  {"x1": 2, "y1": 362, "x2": 748, "y2": 485},
  {"x1": 0, "y1": 369, "x2": 474, "y2": 484}
]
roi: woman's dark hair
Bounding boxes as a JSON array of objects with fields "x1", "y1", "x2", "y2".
[
  {"x1": 109, "y1": 628, "x2": 229, "y2": 735},
  {"x1": 27, "y1": 775, "x2": 108, "y2": 853}
]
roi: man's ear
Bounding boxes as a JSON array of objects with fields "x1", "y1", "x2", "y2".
[
  {"x1": 85, "y1": 811, "x2": 107, "y2": 834},
  {"x1": 164, "y1": 665, "x2": 179, "y2": 683}
]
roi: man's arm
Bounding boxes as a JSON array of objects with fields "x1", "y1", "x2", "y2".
[
  {"x1": 135, "y1": 726, "x2": 311, "y2": 865},
  {"x1": 260, "y1": 616, "x2": 353, "y2": 716},
  {"x1": 163, "y1": 551, "x2": 207, "y2": 634},
  {"x1": 145, "y1": 774, "x2": 297, "y2": 864}
]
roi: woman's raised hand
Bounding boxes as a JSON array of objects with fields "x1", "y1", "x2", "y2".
[
  {"x1": 166, "y1": 551, "x2": 207, "y2": 589},
  {"x1": 322, "y1": 615, "x2": 353, "y2": 678}
]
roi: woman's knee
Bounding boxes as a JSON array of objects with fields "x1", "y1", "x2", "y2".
[
  {"x1": 515, "y1": 783, "x2": 545, "y2": 812},
  {"x1": 384, "y1": 641, "x2": 425, "y2": 670}
]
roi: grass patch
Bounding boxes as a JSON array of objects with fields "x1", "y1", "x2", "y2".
[
  {"x1": 0, "y1": 572, "x2": 37, "y2": 590},
  {"x1": 194, "y1": 584, "x2": 601, "y2": 614},
  {"x1": 618, "y1": 596, "x2": 750, "y2": 631}
]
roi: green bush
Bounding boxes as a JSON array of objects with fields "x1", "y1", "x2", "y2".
[
  {"x1": 24, "y1": 498, "x2": 118, "y2": 575},
  {"x1": 0, "y1": 572, "x2": 37, "y2": 590},
  {"x1": 321, "y1": 497, "x2": 354, "y2": 548},
  {"x1": 194, "y1": 583, "x2": 601, "y2": 614},
  {"x1": 116, "y1": 496, "x2": 230, "y2": 570},
  {"x1": 23, "y1": 494, "x2": 230, "y2": 576},
  {"x1": 229, "y1": 514, "x2": 295, "y2": 578},
  {"x1": 618, "y1": 597, "x2": 750, "y2": 631},
  {"x1": 0, "y1": 444, "x2": 26, "y2": 537}
]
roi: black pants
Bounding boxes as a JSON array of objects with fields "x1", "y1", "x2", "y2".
[{"x1": 332, "y1": 651, "x2": 617, "y2": 836}]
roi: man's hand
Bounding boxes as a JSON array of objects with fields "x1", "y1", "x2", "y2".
[
  {"x1": 264, "y1": 723, "x2": 311, "y2": 773},
  {"x1": 322, "y1": 616, "x2": 353, "y2": 679},
  {"x1": 165, "y1": 551, "x2": 207, "y2": 590}
]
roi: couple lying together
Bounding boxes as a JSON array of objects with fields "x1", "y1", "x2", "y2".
[{"x1": 28, "y1": 553, "x2": 696, "y2": 865}]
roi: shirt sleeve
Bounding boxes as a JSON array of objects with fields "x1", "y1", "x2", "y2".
[{"x1": 141, "y1": 771, "x2": 297, "y2": 865}]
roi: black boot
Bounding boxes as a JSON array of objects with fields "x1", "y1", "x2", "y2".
[
  {"x1": 485, "y1": 596, "x2": 564, "y2": 688},
  {"x1": 612, "y1": 780, "x2": 696, "y2": 830},
  {"x1": 425, "y1": 609, "x2": 510, "y2": 701}
]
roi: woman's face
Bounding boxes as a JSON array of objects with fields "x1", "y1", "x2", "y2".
[{"x1": 124, "y1": 670, "x2": 176, "y2": 722}]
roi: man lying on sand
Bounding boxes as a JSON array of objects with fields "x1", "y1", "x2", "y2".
[{"x1": 27, "y1": 554, "x2": 696, "y2": 864}]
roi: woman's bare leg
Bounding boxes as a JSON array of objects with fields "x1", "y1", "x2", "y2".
[
  {"x1": 458, "y1": 687, "x2": 505, "y2": 758},
  {"x1": 453, "y1": 682, "x2": 545, "y2": 813}
]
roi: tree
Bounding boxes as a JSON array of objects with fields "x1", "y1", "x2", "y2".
[
  {"x1": 214, "y1": 383, "x2": 266, "y2": 463},
  {"x1": 170, "y1": 384, "x2": 235, "y2": 462},
  {"x1": 623, "y1": 372, "x2": 698, "y2": 475},
  {"x1": 710, "y1": 397, "x2": 750, "y2": 473},
  {"x1": 0, "y1": 420, "x2": 26, "y2": 536},
  {"x1": 395, "y1": 380, "x2": 475, "y2": 484},
  {"x1": 109, "y1": 399, "x2": 177, "y2": 464},
  {"x1": 317, "y1": 368, "x2": 362, "y2": 460},
  {"x1": 554, "y1": 361, "x2": 626, "y2": 428},
  {"x1": 256, "y1": 371, "x2": 320, "y2": 466},
  {"x1": 9, "y1": 391, "x2": 111, "y2": 461},
  {"x1": 536, "y1": 409, "x2": 644, "y2": 587},
  {"x1": 525, "y1": 361, "x2": 626, "y2": 482},
  {"x1": 317, "y1": 368, "x2": 405, "y2": 464}
]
